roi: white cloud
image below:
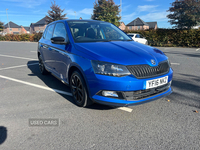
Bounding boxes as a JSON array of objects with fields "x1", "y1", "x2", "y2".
[
  {"x1": 123, "y1": 12, "x2": 136, "y2": 21},
  {"x1": 137, "y1": 5, "x2": 159, "y2": 12},
  {"x1": 122, "y1": 5, "x2": 131, "y2": 12},
  {"x1": 65, "y1": 9, "x2": 76, "y2": 16},
  {"x1": 79, "y1": 8, "x2": 93, "y2": 15},
  {"x1": 2, "y1": 0, "x2": 46, "y2": 8},
  {"x1": 65, "y1": 8, "x2": 93, "y2": 19},
  {"x1": 140, "y1": 11, "x2": 169, "y2": 21}
]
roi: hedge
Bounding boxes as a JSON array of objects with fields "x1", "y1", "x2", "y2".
[
  {"x1": 1, "y1": 29, "x2": 200, "y2": 47},
  {"x1": 0, "y1": 33, "x2": 42, "y2": 42},
  {"x1": 124, "y1": 29, "x2": 200, "y2": 47}
]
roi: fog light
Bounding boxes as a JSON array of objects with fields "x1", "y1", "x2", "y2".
[{"x1": 102, "y1": 91, "x2": 118, "y2": 97}]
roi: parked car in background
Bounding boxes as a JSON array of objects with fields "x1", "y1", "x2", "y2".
[
  {"x1": 127, "y1": 33, "x2": 148, "y2": 45},
  {"x1": 38, "y1": 20, "x2": 173, "y2": 107}
]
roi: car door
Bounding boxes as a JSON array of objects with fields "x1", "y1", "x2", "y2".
[
  {"x1": 40, "y1": 23, "x2": 55, "y2": 70},
  {"x1": 49, "y1": 22, "x2": 71, "y2": 81},
  {"x1": 133, "y1": 34, "x2": 144, "y2": 44}
]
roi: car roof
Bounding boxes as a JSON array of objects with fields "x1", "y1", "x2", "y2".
[
  {"x1": 47, "y1": 19, "x2": 107, "y2": 26},
  {"x1": 127, "y1": 33, "x2": 139, "y2": 35}
]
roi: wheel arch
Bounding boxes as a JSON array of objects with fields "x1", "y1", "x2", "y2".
[
  {"x1": 37, "y1": 51, "x2": 40, "y2": 58},
  {"x1": 68, "y1": 63, "x2": 92, "y2": 98}
]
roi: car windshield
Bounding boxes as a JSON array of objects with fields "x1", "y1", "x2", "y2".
[{"x1": 67, "y1": 21, "x2": 132, "y2": 43}]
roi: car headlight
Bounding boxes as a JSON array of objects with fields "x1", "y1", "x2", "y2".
[
  {"x1": 167, "y1": 59, "x2": 171, "y2": 67},
  {"x1": 91, "y1": 60, "x2": 131, "y2": 77}
]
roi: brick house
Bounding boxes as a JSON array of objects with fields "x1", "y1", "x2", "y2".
[
  {"x1": 30, "y1": 17, "x2": 47, "y2": 34},
  {"x1": 119, "y1": 22, "x2": 126, "y2": 30},
  {"x1": 3, "y1": 21, "x2": 22, "y2": 34},
  {"x1": 126, "y1": 17, "x2": 158, "y2": 30},
  {"x1": 23, "y1": 27, "x2": 30, "y2": 34}
]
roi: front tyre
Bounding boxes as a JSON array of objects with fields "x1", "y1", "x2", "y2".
[{"x1": 70, "y1": 71, "x2": 92, "y2": 107}]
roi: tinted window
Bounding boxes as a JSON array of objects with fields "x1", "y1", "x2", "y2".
[
  {"x1": 53, "y1": 23, "x2": 67, "y2": 39},
  {"x1": 135, "y1": 34, "x2": 140, "y2": 38},
  {"x1": 67, "y1": 21, "x2": 131, "y2": 43},
  {"x1": 43, "y1": 27, "x2": 48, "y2": 39},
  {"x1": 45, "y1": 24, "x2": 55, "y2": 40}
]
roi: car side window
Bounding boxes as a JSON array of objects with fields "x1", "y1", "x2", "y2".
[
  {"x1": 45, "y1": 24, "x2": 55, "y2": 40},
  {"x1": 135, "y1": 34, "x2": 140, "y2": 38},
  {"x1": 43, "y1": 27, "x2": 48, "y2": 39},
  {"x1": 53, "y1": 23, "x2": 67, "y2": 40}
]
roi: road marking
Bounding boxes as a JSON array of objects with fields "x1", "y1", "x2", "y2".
[
  {"x1": 0, "y1": 75, "x2": 73, "y2": 96},
  {"x1": 0, "y1": 54, "x2": 37, "y2": 60},
  {"x1": 117, "y1": 107, "x2": 133, "y2": 112},
  {"x1": 0, "y1": 63, "x2": 38, "y2": 71},
  {"x1": 171, "y1": 63, "x2": 180, "y2": 65},
  {"x1": 196, "y1": 48, "x2": 200, "y2": 51},
  {"x1": 0, "y1": 74, "x2": 132, "y2": 113}
]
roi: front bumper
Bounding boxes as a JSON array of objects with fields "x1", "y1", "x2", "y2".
[
  {"x1": 93, "y1": 87, "x2": 172, "y2": 107},
  {"x1": 88, "y1": 68, "x2": 173, "y2": 107}
]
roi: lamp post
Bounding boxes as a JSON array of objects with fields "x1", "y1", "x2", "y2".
[
  {"x1": 120, "y1": 0, "x2": 122, "y2": 22},
  {"x1": 6, "y1": 9, "x2": 10, "y2": 34}
]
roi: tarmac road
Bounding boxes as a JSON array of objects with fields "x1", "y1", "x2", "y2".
[{"x1": 0, "y1": 41, "x2": 199, "y2": 149}]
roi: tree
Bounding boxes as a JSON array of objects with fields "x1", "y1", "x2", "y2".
[
  {"x1": 167, "y1": 0, "x2": 200, "y2": 29},
  {"x1": 0, "y1": 21, "x2": 4, "y2": 32},
  {"x1": 46, "y1": 0, "x2": 67, "y2": 24},
  {"x1": 91, "y1": 0, "x2": 121, "y2": 26}
]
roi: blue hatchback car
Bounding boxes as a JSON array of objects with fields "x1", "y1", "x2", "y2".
[{"x1": 37, "y1": 19, "x2": 173, "y2": 107}]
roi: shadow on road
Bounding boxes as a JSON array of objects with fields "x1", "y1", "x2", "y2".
[
  {"x1": 0, "y1": 126, "x2": 7, "y2": 145},
  {"x1": 27, "y1": 61, "x2": 114, "y2": 110},
  {"x1": 167, "y1": 73, "x2": 200, "y2": 109}
]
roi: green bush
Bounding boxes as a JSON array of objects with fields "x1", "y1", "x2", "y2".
[
  {"x1": 125, "y1": 29, "x2": 200, "y2": 47},
  {"x1": 0, "y1": 33, "x2": 43, "y2": 42},
  {"x1": 1, "y1": 29, "x2": 200, "y2": 47}
]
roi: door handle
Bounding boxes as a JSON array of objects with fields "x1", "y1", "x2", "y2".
[{"x1": 48, "y1": 48, "x2": 52, "y2": 51}]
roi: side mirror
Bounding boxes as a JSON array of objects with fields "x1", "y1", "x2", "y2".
[{"x1": 51, "y1": 37, "x2": 69, "y2": 45}]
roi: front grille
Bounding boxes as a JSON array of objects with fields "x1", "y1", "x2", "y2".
[
  {"x1": 127, "y1": 61, "x2": 170, "y2": 79},
  {"x1": 124, "y1": 82, "x2": 171, "y2": 100}
]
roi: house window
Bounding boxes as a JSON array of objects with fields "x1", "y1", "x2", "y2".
[
  {"x1": 129, "y1": 26, "x2": 132, "y2": 30},
  {"x1": 138, "y1": 26, "x2": 140, "y2": 30},
  {"x1": 9, "y1": 28, "x2": 12, "y2": 31},
  {"x1": 18, "y1": 28, "x2": 21, "y2": 31}
]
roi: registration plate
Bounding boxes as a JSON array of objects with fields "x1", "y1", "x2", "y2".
[{"x1": 146, "y1": 76, "x2": 168, "y2": 89}]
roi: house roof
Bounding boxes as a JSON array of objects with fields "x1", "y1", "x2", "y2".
[
  {"x1": 126, "y1": 17, "x2": 149, "y2": 26},
  {"x1": 24, "y1": 27, "x2": 30, "y2": 32},
  {"x1": 34, "y1": 17, "x2": 47, "y2": 26},
  {"x1": 4, "y1": 21, "x2": 21, "y2": 28},
  {"x1": 146, "y1": 22, "x2": 157, "y2": 29}
]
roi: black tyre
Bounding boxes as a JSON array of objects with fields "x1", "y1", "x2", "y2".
[
  {"x1": 70, "y1": 71, "x2": 93, "y2": 107},
  {"x1": 38, "y1": 55, "x2": 48, "y2": 75}
]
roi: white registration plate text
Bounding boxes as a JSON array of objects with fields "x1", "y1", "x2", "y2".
[{"x1": 146, "y1": 76, "x2": 168, "y2": 89}]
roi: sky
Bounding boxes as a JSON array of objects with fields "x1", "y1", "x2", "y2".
[{"x1": 0, "y1": 0, "x2": 175, "y2": 28}]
